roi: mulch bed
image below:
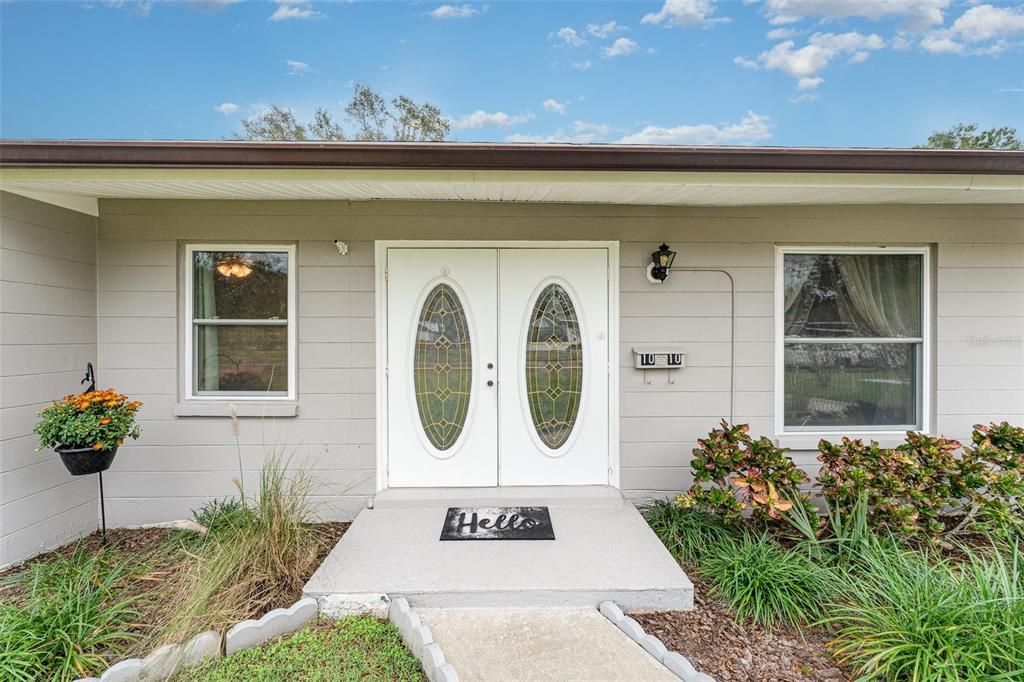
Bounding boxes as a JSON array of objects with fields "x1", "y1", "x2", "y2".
[{"x1": 634, "y1": 574, "x2": 849, "y2": 682}]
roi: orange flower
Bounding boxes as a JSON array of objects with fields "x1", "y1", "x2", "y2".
[
  {"x1": 117, "y1": 439, "x2": 124, "y2": 446},
  {"x1": 92, "y1": 443, "x2": 102, "y2": 450},
  {"x1": 100, "y1": 417, "x2": 112, "y2": 425}
]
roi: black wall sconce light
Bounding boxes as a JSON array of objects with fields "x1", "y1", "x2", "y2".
[{"x1": 646, "y1": 243, "x2": 677, "y2": 284}]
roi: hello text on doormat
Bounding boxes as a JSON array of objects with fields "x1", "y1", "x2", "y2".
[{"x1": 439, "y1": 506, "x2": 555, "y2": 541}]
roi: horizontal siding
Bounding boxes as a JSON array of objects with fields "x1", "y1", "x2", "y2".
[
  {"x1": 83, "y1": 199, "x2": 1020, "y2": 524},
  {"x1": 0, "y1": 191, "x2": 98, "y2": 567}
]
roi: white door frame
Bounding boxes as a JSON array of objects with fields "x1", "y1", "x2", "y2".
[{"x1": 374, "y1": 240, "x2": 620, "y2": 492}]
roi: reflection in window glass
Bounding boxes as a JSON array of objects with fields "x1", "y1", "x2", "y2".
[
  {"x1": 781, "y1": 251, "x2": 924, "y2": 431},
  {"x1": 191, "y1": 248, "x2": 291, "y2": 396},
  {"x1": 526, "y1": 284, "x2": 583, "y2": 449}
]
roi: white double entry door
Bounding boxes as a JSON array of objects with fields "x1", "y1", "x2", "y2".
[{"x1": 386, "y1": 246, "x2": 612, "y2": 488}]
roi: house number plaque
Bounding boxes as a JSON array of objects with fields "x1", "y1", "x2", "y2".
[{"x1": 439, "y1": 506, "x2": 555, "y2": 541}]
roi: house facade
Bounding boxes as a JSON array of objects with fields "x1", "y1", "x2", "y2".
[{"x1": 1, "y1": 141, "x2": 1022, "y2": 567}]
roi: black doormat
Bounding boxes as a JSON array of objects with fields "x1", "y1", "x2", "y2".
[{"x1": 439, "y1": 506, "x2": 555, "y2": 541}]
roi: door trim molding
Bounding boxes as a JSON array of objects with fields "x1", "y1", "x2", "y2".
[{"x1": 374, "y1": 240, "x2": 620, "y2": 492}]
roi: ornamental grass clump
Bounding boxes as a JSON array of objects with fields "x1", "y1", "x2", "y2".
[
  {"x1": 678, "y1": 420, "x2": 810, "y2": 525},
  {"x1": 148, "y1": 453, "x2": 328, "y2": 648},
  {"x1": 0, "y1": 545, "x2": 141, "y2": 682},
  {"x1": 642, "y1": 498, "x2": 733, "y2": 565},
  {"x1": 34, "y1": 388, "x2": 142, "y2": 452},
  {"x1": 701, "y1": 532, "x2": 833, "y2": 629},
  {"x1": 824, "y1": 539, "x2": 1024, "y2": 681}
]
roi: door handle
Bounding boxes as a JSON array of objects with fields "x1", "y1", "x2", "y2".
[{"x1": 487, "y1": 380, "x2": 495, "y2": 387}]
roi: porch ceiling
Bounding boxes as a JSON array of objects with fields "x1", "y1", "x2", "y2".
[{"x1": 1, "y1": 167, "x2": 1022, "y2": 207}]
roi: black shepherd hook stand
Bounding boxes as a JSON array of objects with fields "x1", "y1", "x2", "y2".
[{"x1": 82, "y1": 363, "x2": 107, "y2": 545}]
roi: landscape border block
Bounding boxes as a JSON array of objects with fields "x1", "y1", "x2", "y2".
[{"x1": 598, "y1": 600, "x2": 715, "y2": 682}]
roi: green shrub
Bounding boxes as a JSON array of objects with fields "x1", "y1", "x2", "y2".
[
  {"x1": 642, "y1": 499, "x2": 733, "y2": 565},
  {"x1": 175, "y1": 616, "x2": 424, "y2": 681},
  {"x1": 679, "y1": 420, "x2": 810, "y2": 525},
  {"x1": 825, "y1": 539, "x2": 1024, "y2": 681},
  {"x1": 193, "y1": 497, "x2": 257, "y2": 536},
  {"x1": 783, "y1": 492, "x2": 873, "y2": 569},
  {"x1": 700, "y1": 532, "x2": 832, "y2": 629},
  {"x1": 0, "y1": 545, "x2": 140, "y2": 681}
]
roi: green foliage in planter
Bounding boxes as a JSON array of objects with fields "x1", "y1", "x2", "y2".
[
  {"x1": 701, "y1": 532, "x2": 832, "y2": 629},
  {"x1": 958, "y1": 421, "x2": 1024, "y2": 535},
  {"x1": 642, "y1": 498, "x2": 733, "y2": 565},
  {"x1": 0, "y1": 545, "x2": 141, "y2": 682},
  {"x1": 678, "y1": 420, "x2": 810, "y2": 525},
  {"x1": 34, "y1": 388, "x2": 142, "y2": 452}
]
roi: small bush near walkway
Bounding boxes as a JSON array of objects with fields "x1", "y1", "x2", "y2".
[{"x1": 174, "y1": 617, "x2": 425, "y2": 682}]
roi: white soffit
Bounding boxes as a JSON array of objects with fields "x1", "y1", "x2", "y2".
[{"x1": 0, "y1": 168, "x2": 1021, "y2": 206}]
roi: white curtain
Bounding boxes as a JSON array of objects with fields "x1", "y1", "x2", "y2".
[
  {"x1": 195, "y1": 255, "x2": 219, "y2": 391},
  {"x1": 836, "y1": 255, "x2": 920, "y2": 338}
]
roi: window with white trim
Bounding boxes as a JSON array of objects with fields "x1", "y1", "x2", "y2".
[
  {"x1": 184, "y1": 244, "x2": 296, "y2": 400},
  {"x1": 776, "y1": 247, "x2": 928, "y2": 434}
]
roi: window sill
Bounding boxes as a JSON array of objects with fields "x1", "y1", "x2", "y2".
[
  {"x1": 174, "y1": 402, "x2": 299, "y2": 418},
  {"x1": 776, "y1": 432, "x2": 912, "y2": 450}
]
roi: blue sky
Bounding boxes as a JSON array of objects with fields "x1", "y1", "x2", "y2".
[{"x1": 1, "y1": 0, "x2": 1022, "y2": 147}]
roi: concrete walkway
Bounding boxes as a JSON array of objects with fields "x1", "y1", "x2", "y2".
[{"x1": 418, "y1": 607, "x2": 679, "y2": 682}]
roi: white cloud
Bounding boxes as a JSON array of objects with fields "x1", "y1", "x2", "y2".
[
  {"x1": 269, "y1": 1, "x2": 323, "y2": 22},
  {"x1": 102, "y1": 0, "x2": 154, "y2": 16},
  {"x1": 186, "y1": 0, "x2": 240, "y2": 11},
  {"x1": 214, "y1": 102, "x2": 239, "y2": 115},
  {"x1": 616, "y1": 111, "x2": 772, "y2": 145},
  {"x1": 790, "y1": 93, "x2": 819, "y2": 103},
  {"x1": 642, "y1": 0, "x2": 726, "y2": 28},
  {"x1": 543, "y1": 98, "x2": 567, "y2": 114},
  {"x1": 587, "y1": 20, "x2": 626, "y2": 38},
  {"x1": 286, "y1": 59, "x2": 311, "y2": 75},
  {"x1": 450, "y1": 110, "x2": 534, "y2": 129},
  {"x1": 766, "y1": 28, "x2": 798, "y2": 40},
  {"x1": 552, "y1": 26, "x2": 587, "y2": 47},
  {"x1": 747, "y1": 32, "x2": 885, "y2": 87},
  {"x1": 429, "y1": 4, "x2": 477, "y2": 19},
  {"x1": 504, "y1": 120, "x2": 615, "y2": 144},
  {"x1": 998, "y1": 86, "x2": 1024, "y2": 93},
  {"x1": 921, "y1": 4, "x2": 1024, "y2": 54},
  {"x1": 604, "y1": 37, "x2": 639, "y2": 57},
  {"x1": 762, "y1": 0, "x2": 950, "y2": 31},
  {"x1": 572, "y1": 60, "x2": 593, "y2": 70}
]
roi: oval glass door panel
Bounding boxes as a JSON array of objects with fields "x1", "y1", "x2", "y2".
[
  {"x1": 414, "y1": 284, "x2": 473, "y2": 451},
  {"x1": 526, "y1": 284, "x2": 583, "y2": 449}
]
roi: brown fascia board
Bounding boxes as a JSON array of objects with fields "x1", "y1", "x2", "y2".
[{"x1": 1, "y1": 139, "x2": 1023, "y2": 175}]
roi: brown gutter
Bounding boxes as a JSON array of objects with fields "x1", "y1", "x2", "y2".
[{"x1": 1, "y1": 139, "x2": 1023, "y2": 174}]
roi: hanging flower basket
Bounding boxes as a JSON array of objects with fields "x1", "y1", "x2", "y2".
[{"x1": 35, "y1": 388, "x2": 142, "y2": 476}]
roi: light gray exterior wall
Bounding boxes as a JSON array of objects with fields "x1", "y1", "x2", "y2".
[
  {"x1": 93, "y1": 199, "x2": 1023, "y2": 522},
  {"x1": 1, "y1": 191, "x2": 99, "y2": 567},
  {"x1": 3, "y1": 194, "x2": 1022, "y2": 564}
]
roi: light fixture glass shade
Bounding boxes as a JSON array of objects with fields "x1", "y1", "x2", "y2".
[{"x1": 215, "y1": 260, "x2": 253, "y2": 278}]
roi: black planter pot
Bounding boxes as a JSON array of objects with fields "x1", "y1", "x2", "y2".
[{"x1": 56, "y1": 445, "x2": 118, "y2": 476}]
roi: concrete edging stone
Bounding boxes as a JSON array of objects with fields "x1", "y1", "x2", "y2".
[
  {"x1": 388, "y1": 597, "x2": 459, "y2": 682},
  {"x1": 78, "y1": 597, "x2": 319, "y2": 682},
  {"x1": 599, "y1": 600, "x2": 715, "y2": 682}
]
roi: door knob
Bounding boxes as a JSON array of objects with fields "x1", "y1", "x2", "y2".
[
  {"x1": 487, "y1": 363, "x2": 494, "y2": 369},
  {"x1": 487, "y1": 380, "x2": 494, "y2": 387}
]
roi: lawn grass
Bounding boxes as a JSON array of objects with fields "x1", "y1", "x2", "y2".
[{"x1": 174, "y1": 617, "x2": 426, "y2": 682}]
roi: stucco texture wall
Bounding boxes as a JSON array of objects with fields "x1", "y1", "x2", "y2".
[
  {"x1": 1, "y1": 191, "x2": 99, "y2": 567},
  {"x1": 90, "y1": 199, "x2": 1023, "y2": 523}
]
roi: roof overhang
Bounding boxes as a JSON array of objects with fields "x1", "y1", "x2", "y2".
[{"x1": 1, "y1": 140, "x2": 1022, "y2": 215}]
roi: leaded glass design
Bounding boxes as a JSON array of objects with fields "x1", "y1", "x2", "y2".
[
  {"x1": 414, "y1": 284, "x2": 472, "y2": 451},
  {"x1": 526, "y1": 284, "x2": 583, "y2": 450}
]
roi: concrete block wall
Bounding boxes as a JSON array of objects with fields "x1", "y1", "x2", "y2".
[{"x1": 0, "y1": 191, "x2": 99, "y2": 567}]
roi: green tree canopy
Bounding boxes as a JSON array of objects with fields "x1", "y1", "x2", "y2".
[
  {"x1": 234, "y1": 84, "x2": 449, "y2": 142},
  {"x1": 921, "y1": 123, "x2": 1021, "y2": 150}
]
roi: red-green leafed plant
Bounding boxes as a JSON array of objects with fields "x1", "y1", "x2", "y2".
[
  {"x1": 954, "y1": 421, "x2": 1024, "y2": 535},
  {"x1": 34, "y1": 388, "x2": 142, "y2": 453},
  {"x1": 677, "y1": 420, "x2": 810, "y2": 525}
]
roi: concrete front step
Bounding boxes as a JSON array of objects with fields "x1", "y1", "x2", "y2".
[
  {"x1": 372, "y1": 485, "x2": 625, "y2": 510},
  {"x1": 304, "y1": 490, "x2": 693, "y2": 611}
]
